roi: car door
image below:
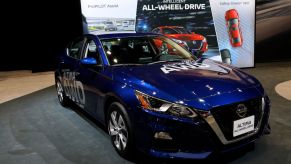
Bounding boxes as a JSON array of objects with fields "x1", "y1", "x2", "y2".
[
  {"x1": 76, "y1": 36, "x2": 109, "y2": 122},
  {"x1": 61, "y1": 37, "x2": 86, "y2": 107}
]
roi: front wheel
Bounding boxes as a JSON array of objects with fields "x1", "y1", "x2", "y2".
[
  {"x1": 107, "y1": 102, "x2": 134, "y2": 158},
  {"x1": 56, "y1": 79, "x2": 70, "y2": 107}
]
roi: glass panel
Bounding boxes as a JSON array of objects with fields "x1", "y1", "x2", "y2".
[
  {"x1": 101, "y1": 36, "x2": 194, "y2": 65},
  {"x1": 162, "y1": 28, "x2": 179, "y2": 34},
  {"x1": 69, "y1": 39, "x2": 84, "y2": 59},
  {"x1": 232, "y1": 37, "x2": 241, "y2": 44},
  {"x1": 174, "y1": 27, "x2": 191, "y2": 34}
]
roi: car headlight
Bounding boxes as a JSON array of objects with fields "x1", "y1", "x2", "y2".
[{"x1": 135, "y1": 91, "x2": 197, "y2": 118}]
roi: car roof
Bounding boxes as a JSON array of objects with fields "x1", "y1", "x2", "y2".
[{"x1": 96, "y1": 32, "x2": 160, "y2": 39}]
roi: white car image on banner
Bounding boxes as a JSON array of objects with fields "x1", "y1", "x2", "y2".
[{"x1": 209, "y1": 0, "x2": 255, "y2": 68}]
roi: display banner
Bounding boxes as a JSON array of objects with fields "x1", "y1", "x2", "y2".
[
  {"x1": 80, "y1": 0, "x2": 138, "y2": 34},
  {"x1": 135, "y1": 0, "x2": 221, "y2": 62},
  {"x1": 209, "y1": 0, "x2": 255, "y2": 67},
  {"x1": 80, "y1": 0, "x2": 255, "y2": 68}
]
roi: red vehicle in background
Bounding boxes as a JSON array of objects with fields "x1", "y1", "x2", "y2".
[
  {"x1": 225, "y1": 9, "x2": 243, "y2": 47},
  {"x1": 152, "y1": 26, "x2": 208, "y2": 58}
]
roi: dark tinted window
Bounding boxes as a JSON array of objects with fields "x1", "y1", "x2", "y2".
[
  {"x1": 232, "y1": 37, "x2": 241, "y2": 44},
  {"x1": 228, "y1": 19, "x2": 239, "y2": 28},
  {"x1": 162, "y1": 28, "x2": 179, "y2": 34},
  {"x1": 68, "y1": 38, "x2": 84, "y2": 59},
  {"x1": 83, "y1": 39, "x2": 102, "y2": 64},
  {"x1": 152, "y1": 28, "x2": 160, "y2": 33},
  {"x1": 174, "y1": 27, "x2": 190, "y2": 34},
  {"x1": 101, "y1": 36, "x2": 194, "y2": 65}
]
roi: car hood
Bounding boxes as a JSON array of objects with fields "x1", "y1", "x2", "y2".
[
  {"x1": 166, "y1": 34, "x2": 204, "y2": 41},
  {"x1": 111, "y1": 59, "x2": 262, "y2": 109}
]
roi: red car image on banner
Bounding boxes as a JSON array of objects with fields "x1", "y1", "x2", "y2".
[
  {"x1": 152, "y1": 26, "x2": 208, "y2": 57},
  {"x1": 225, "y1": 9, "x2": 243, "y2": 47}
]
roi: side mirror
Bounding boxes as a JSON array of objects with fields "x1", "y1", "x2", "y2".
[
  {"x1": 220, "y1": 49, "x2": 232, "y2": 65},
  {"x1": 80, "y1": 57, "x2": 97, "y2": 65}
]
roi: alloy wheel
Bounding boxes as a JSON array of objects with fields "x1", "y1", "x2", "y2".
[
  {"x1": 108, "y1": 111, "x2": 128, "y2": 151},
  {"x1": 56, "y1": 81, "x2": 64, "y2": 103}
]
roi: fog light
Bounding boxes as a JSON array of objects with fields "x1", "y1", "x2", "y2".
[{"x1": 154, "y1": 132, "x2": 173, "y2": 140}]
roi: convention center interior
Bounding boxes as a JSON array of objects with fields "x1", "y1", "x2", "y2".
[{"x1": 0, "y1": 0, "x2": 290, "y2": 163}]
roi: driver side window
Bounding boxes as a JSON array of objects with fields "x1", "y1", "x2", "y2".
[
  {"x1": 68, "y1": 38, "x2": 84, "y2": 59},
  {"x1": 83, "y1": 39, "x2": 102, "y2": 65}
]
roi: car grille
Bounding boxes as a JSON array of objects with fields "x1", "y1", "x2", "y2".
[
  {"x1": 210, "y1": 97, "x2": 263, "y2": 141},
  {"x1": 186, "y1": 40, "x2": 203, "y2": 50}
]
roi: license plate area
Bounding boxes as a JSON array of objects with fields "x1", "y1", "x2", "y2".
[{"x1": 233, "y1": 115, "x2": 255, "y2": 137}]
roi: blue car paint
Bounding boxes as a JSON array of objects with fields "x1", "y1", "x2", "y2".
[
  {"x1": 80, "y1": 57, "x2": 97, "y2": 65},
  {"x1": 55, "y1": 33, "x2": 270, "y2": 159}
]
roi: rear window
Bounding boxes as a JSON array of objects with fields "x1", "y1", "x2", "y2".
[{"x1": 232, "y1": 37, "x2": 241, "y2": 44}]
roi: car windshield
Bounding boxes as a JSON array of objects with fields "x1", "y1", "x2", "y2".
[
  {"x1": 162, "y1": 28, "x2": 179, "y2": 34},
  {"x1": 173, "y1": 27, "x2": 191, "y2": 34},
  {"x1": 106, "y1": 22, "x2": 113, "y2": 25},
  {"x1": 228, "y1": 19, "x2": 239, "y2": 28},
  {"x1": 101, "y1": 36, "x2": 195, "y2": 65},
  {"x1": 232, "y1": 37, "x2": 241, "y2": 44}
]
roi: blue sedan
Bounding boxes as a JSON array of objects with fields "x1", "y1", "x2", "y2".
[{"x1": 55, "y1": 33, "x2": 270, "y2": 159}]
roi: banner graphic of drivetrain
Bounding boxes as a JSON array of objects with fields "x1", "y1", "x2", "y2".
[
  {"x1": 80, "y1": 0, "x2": 255, "y2": 68},
  {"x1": 209, "y1": 0, "x2": 255, "y2": 67},
  {"x1": 135, "y1": 0, "x2": 221, "y2": 62}
]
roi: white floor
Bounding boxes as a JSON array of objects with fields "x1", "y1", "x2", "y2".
[
  {"x1": 0, "y1": 70, "x2": 55, "y2": 104},
  {"x1": 275, "y1": 80, "x2": 291, "y2": 101}
]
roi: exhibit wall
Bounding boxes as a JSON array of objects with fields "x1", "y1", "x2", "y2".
[
  {"x1": 135, "y1": 0, "x2": 221, "y2": 62},
  {"x1": 80, "y1": 0, "x2": 255, "y2": 68}
]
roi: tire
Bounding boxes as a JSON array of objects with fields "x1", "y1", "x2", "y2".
[
  {"x1": 220, "y1": 49, "x2": 232, "y2": 64},
  {"x1": 107, "y1": 102, "x2": 134, "y2": 158},
  {"x1": 56, "y1": 78, "x2": 70, "y2": 107}
]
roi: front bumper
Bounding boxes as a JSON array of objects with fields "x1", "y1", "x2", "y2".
[{"x1": 132, "y1": 98, "x2": 270, "y2": 159}]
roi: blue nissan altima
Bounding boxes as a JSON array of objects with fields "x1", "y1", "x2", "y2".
[{"x1": 55, "y1": 33, "x2": 270, "y2": 159}]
